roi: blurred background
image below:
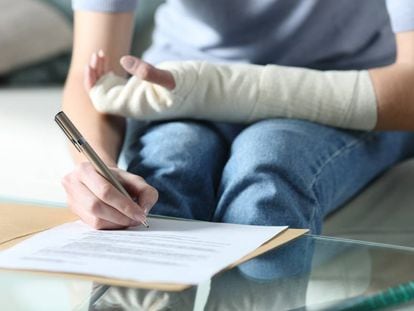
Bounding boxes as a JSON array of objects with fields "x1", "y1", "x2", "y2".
[
  {"x1": 0, "y1": 0, "x2": 164, "y2": 205},
  {"x1": 2, "y1": 2, "x2": 414, "y2": 309},
  {"x1": 0, "y1": 0, "x2": 164, "y2": 87},
  {"x1": 1, "y1": 0, "x2": 414, "y2": 245}
]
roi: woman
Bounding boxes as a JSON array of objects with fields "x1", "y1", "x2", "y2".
[{"x1": 62, "y1": 0, "x2": 414, "y2": 233}]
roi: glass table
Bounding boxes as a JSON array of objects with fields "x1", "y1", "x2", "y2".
[{"x1": 1, "y1": 202, "x2": 414, "y2": 310}]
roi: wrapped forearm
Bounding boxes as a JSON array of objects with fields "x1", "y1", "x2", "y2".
[{"x1": 90, "y1": 61, "x2": 378, "y2": 130}]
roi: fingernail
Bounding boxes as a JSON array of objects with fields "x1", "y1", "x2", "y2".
[
  {"x1": 120, "y1": 56, "x2": 136, "y2": 70},
  {"x1": 143, "y1": 204, "x2": 153, "y2": 215},
  {"x1": 98, "y1": 49, "x2": 104, "y2": 58}
]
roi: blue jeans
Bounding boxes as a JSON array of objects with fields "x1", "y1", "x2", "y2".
[{"x1": 123, "y1": 119, "x2": 414, "y2": 234}]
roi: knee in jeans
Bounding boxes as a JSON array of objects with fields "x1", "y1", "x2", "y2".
[
  {"x1": 148, "y1": 121, "x2": 218, "y2": 145},
  {"x1": 230, "y1": 119, "x2": 318, "y2": 176},
  {"x1": 128, "y1": 121, "x2": 226, "y2": 174},
  {"x1": 221, "y1": 119, "x2": 323, "y2": 230},
  {"x1": 159, "y1": 122, "x2": 225, "y2": 167}
]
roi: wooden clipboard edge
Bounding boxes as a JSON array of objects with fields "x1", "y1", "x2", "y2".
[
  {"x1": 228, "y1": 228, "x2": 308, "y2": 269},
  {"x1": 0, "y1": 202, "x2": 78, "y2": 245}
]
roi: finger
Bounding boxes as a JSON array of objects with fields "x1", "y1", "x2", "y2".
[
  {"x1": 72, "y1": 179, "x2": 140, "y2": 228},
  {"x1": 114, "y1": 170, "x2": 159, "y2": 215},
  {"x1": 96, "y1": 50, "x2": 105, "y2": 78},
  {"x1": 90, "y1": 52, "x2": 98, "y2": 70},
  {"x1": 87, "y1": 65, "x2": 97, "y2": 90},
  {"x1": 84, "y1": 215, "x2": 128, "y2": 230},
  {"x1": 62, "y1": 172, "x2": 139, "y2": 229},
  {"x1": 76, "y1": 163, "x2": 147, "y2": 224},
  {"x1": 62, "y1": 176, "x2": 124, "y2": 229},
  {"x1": 98, "y1": 49, "x2": 109, "y2": 74},
  {"x1": 120, "y1": 55, "x2": 176, "y2": 90},
  {"x1": 84, "y1": 65, "x2": 96, "y2": 91}
]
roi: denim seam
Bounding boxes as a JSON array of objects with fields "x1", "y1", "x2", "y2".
[
  {"x1": 308, "y1": 197, "x2": 320, "y2": 233},
  {"x1": 308, "y1": 132, "x2": 374, "y2": 208}
]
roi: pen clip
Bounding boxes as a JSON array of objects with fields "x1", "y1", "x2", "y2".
[{"x1": 55, "y1": 112, "x2": 82, "y2": 152}]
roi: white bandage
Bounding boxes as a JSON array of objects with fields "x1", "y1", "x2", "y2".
[{"x1": 90, "y1": 61, "x2": 378, "y2": 130}]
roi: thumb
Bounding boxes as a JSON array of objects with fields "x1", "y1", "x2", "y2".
[{"x1": 120, "y1": 55, "x2": 176, "y2": 90}]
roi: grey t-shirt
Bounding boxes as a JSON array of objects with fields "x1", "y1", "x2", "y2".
[{"x1": 72, "y1": 0, "x2": 414, "y2": 70}]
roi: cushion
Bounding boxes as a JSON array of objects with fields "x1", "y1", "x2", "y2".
[
  {"x1": 1, "y1": 0, "x2": 165, "y2": 86},
  {"x1": 0, "y1": 0, "x2": 72, "y2": 75}
]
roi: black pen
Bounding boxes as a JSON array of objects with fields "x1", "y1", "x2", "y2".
[{"x1": 55, "y1": 111, "x2": 149, "y2": 227}]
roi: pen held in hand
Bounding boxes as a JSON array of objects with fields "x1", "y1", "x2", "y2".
[{"x1": 55, "y1": 111, "x2": 149, "y2": 228}]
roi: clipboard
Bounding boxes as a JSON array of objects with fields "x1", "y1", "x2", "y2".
[{"x1": 0, "y1": 202, "x2": 308, "y2": 291}]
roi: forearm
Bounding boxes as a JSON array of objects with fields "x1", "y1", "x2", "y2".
[
  {"x1": 370, "y1": 64, "x2": 414, "y2": 131},
  {"x1": 63, "y1": 10, "x2": 135, "y2": 165},
  {"x1": 90, "y1": 61, "x2": 377, "y2": 130},
  {"x1": 61, "y1": 6, "x2": 158, "y2": 230},
  {"x1": 63, "y1": 72, "x2": 125, "y2": 166},
  {"x1": 369, "y1": 31, "x2": 414, "y2": 131}
]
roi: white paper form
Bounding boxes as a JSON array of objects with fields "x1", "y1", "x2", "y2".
[{"x1": 0, "y1": 218, "x2": 287, "y2": 284}]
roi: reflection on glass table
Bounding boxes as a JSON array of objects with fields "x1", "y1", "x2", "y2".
[
  {"x1": 2, "y1": 233, "x2": 414, "y2": 310},
  {"x1": 84, "y1": 235, "x2": 414, "y2": 311}
]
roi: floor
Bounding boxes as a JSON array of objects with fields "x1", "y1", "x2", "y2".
[{"x1": 0, "y1": 88, "x2": 70, "y2": 205}]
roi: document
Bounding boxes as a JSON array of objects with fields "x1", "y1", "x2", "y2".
[{"x1": 0, "y1": 218, "x2": 287, "y2": 285}]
